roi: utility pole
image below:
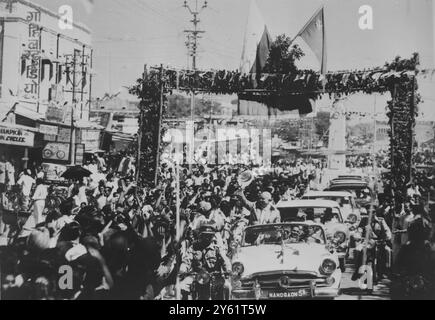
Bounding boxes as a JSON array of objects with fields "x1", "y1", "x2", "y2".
[
  {"x1": 137, "y1": 64, "x2": 147, "y2": 188},
  {"x1": 155, "y1": 64, "x2": 164, "y2": 187},
  {"x1": 81, "y1": 45, "x2": 86, "y2": 119},
  {"x1": 183, "y1": 0, "x2": 207, "y2": 71},
  {"x1": 373, "y1": 95, "x2": 377, "y2": 175},
  {"x1": 89, "y1": 48, "x2": 94, "y2": 116},
  {"x1": 182, "y1": 0, "x2": 208, "y2": 169},
  {"x1": 64, "y1": 47, "x2": 91, "y2": 166},
  {"x1": 70, "y1": 49, "x2": 78, "y2": 166}
]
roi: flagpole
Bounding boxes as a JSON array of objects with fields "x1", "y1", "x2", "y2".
[{"x1": 321, "y1": 6, "x2": 327, "y2": 75}]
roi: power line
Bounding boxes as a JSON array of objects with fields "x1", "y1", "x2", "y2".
[
  {"x1": 108, "y1": 0, "x2": 182, "y2": 28},
  {"x1": 132, "y1": 0, "x2": 184, "y2": 27},
  {"x1": 93, "y1": 35, "x2": 181, "y2": 43},
  {"x1": 203, "y1": 49, "x2": 239, "y2": 60}
]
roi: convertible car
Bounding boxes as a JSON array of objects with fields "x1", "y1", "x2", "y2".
[{"x1": 231, "y1": 222, "x2": 342, "y2": 300}]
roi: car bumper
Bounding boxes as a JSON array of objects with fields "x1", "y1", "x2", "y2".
[
  {"x1": 231, "y1": 287, "x2": 340, "y2": 300},
  {"x1": 337, "y1": 252, "x2": 347, "y2": 260}
]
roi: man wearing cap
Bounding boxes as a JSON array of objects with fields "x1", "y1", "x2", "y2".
[{"x1": 191, "y1": 201, "x2": 212, "y2": 231}]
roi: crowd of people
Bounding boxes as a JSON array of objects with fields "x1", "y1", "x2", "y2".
[{"x1": 0, "y1": 148, "x2": 434, "y2": 300}]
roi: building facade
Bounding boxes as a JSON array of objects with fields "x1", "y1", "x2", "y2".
[
  {"x1": 0, "y1": 0, "x2": 95, "y2": 177},
  {"x1": 0, "y1": 0, "x2": 92, "y2": 119}
]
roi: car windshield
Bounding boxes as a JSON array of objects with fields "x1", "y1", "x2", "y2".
[
  {"x1": 304, "y1": 196, "x2": 352, "y2": 207},
  {"x1": 243, "y1": 224, "x2": 326, "y2": 246},
  {"x1": 329, "y1": 185, "x2": 371, "y2": 199},
  {"x1": 278, "y1": 206, "x2": 342, "y2": 223}
]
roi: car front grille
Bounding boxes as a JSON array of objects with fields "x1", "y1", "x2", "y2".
[{"x1": 240, "y1": 271, "x2": 327, "y2": 290}]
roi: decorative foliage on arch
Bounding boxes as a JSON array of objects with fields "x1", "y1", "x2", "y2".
[{"x1": 129, "y1": 69, "x2": 170, "y2": 186}]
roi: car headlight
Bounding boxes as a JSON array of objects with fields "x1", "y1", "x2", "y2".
[
  {"x1": 334, "y1": 231, "x2": 347, "y2": 244},
  {"x1": 320, "y1": 259, "x2": 337, "y2": 275},
  {"x1": 347, "y1": 214, "x2": 358, "y2": 224},
  {"x1": 232, "y1": 262, "x2": 244, "y2": 276},
  {"x1": 326, "y1": 276, "x2": 336, "y2": 286}
]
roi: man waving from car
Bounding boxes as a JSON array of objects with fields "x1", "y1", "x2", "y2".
[{"x1": 239, "y1": 191, "x2": 281, "y2": 225}]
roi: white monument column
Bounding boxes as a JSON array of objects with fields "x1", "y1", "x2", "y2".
[
  {"x1": 186, "y1": 120, "x2": 195, "y2": 166},
  {"x1": 328, "y1": 97, "x2": 347, "y2": 170}
]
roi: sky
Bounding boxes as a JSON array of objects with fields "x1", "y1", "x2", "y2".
[{"x1": 34, "y1": 0, "x2": 435, "y2": 120}]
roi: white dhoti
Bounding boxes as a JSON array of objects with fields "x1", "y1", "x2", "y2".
[{"x1": 33, "y1": 200, "x2": 46, "y2": 225}]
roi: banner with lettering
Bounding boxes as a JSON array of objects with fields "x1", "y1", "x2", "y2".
[{"x1": 21, "y1": 9, "x2": 42, "y2": 101}]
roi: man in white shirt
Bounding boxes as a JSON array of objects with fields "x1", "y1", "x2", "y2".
[
  {"x1": 77, "y1": 182, "x2": 88, "y2": 205},
  {"x1": 193, "y1": 171, "x2": 204, "y2": 186},
  {"x1": 243, "y1": 192, "x2": 281, "y2": 225},
  {"x1": 5, "y1": 159, "x2": 15, "y2": 188},
  {"x1": 407, "y1": 183, "x2": 421, "y2": 199},
  {"x1": 95, "y1": 153, "x2": 107, "y2": 171},
  {"x1": 31, "y1": 179, "x2": 48, "y2": 224},
  {"x1": 17, "y1": 170, "x2": 35, "y2": 208},
  {"x1": 96, "y1": 190, "x2": 108, "y2": 210},
  {"x1": 88, "y1": 159, "x2": 99, "y2": 174},
  {"x1": 36, "y1": 166, "x2": 45, "y2": 180}
]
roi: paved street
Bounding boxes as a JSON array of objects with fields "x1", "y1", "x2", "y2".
[{"x1": 337, "y1": 264, "x2": 391, "y2": 300}]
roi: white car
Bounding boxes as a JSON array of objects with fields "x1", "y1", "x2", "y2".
[
  {"x1": 275, "y1": 200, "x2": 350, "y2": 272},
  {"x1": 301, "y1": 191, "x2": 361, "y2": 223},
  {"x1": 231, "y1": 222, "x2": 342, "y2": 300}
]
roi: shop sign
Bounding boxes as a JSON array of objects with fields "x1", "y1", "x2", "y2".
[
  {"x1": 44, "y1": 134, "x2": 57, "y2": 142},
  {"x1": 82, "y1": 129, "x2": 101, "y2": 151},
  {"x1": 75, "y1": 144, "x2": 85, "y2": 165},
  {"x1": 0, "y1": 126, "x2": 35, "y2": 147},
  {"x1": 39, "y1": 124, "x2": 58, "y2": 135},
  {"x1": 45, "y1": 103, "x2": 65, "y2": 122},
  {"x1": 43, "y1": 142, "x2": 70, "y2": 162},
  {"x1": 42, "y1": 163, "x2": 67, "y2": 181},
  {"x1": 57, "y1": 127, "x2": 71, "y2": 143}
]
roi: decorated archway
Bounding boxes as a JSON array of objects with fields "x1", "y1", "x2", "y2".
[{"x1": 129, "y1": 53, "x2": 420, "y2": 214}]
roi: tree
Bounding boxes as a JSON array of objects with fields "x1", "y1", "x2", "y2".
[
  {"x1": 273, "y1": 121, "x2": 299, "y2": 142},
  {"x1": 263, "y1": 34, "x2": 305, "y2": 74}
]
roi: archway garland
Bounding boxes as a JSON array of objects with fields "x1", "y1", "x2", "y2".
[{"x1": 130, "y1": 53, "x2": 420, "y2": 213}]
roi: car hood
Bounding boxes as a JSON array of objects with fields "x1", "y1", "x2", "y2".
[{"x1": 233, "y1": 243, "x2": 334, "y2": 276}]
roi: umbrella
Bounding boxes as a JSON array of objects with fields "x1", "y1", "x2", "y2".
[{"x1": 61, "y1": 166, "x2": 92, "y2": 180}]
